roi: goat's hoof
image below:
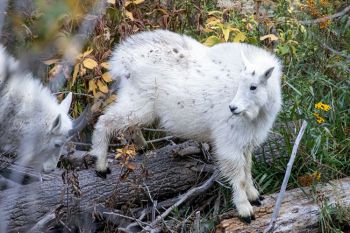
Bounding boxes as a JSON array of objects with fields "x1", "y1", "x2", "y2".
[
  {"x1": 240, "y1": 215, "x2": 254, "y2": 224},
  {"x1": 250, "y1": 198, "x2": 262, "y2": 206},
  {"x1": 95, "y1": 168, "x2": 111, "y2": 179},
  {"x1": 259, "y1": 195, "x2": 265, "y2": 201}
]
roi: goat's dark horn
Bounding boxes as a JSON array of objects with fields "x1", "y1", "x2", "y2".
[{"x1": 68, "y1": 104, "x2": 90, "y2": 137}]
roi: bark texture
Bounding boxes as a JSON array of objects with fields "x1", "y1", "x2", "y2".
[{"x1": 216, "y1": 177, "x2": 350, "y2": 233}]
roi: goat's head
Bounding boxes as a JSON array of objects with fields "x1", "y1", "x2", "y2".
[
  {"x1": 21, "y1": 93, "x2": 89, "y2": 173},
  {"x1": 228, "y1": 51, "x2": 276, "y2": 120}
]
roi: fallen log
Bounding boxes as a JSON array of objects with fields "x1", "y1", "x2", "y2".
[
  {"x1": 216, "y1": 177, "x2": 350, "y2": 233},
  {"x1": 0, "y1": 141, "x2": 214, "y2": 232},
  {"x1": 0, "y1": 125, "x2": 289, "y2": 232}
]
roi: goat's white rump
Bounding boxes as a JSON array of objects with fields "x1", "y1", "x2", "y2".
[
  {"x1": 0, "y1": 45, "x2": 77, "y2": 172},
  {"x1": 90, "y1": 30, "x2": 282, "y2": 222}
]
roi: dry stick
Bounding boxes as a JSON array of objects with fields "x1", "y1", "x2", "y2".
[
  {"x1": 264, "y1": 120, "x2": 308, "y2": 233},
  {"x1": 147, "y1": 136, "x2": 174, "y2": 144},
  {"x1": 300, "y1": 5, "x2": 350, "y2": 25},
  {"x1": 142, "y1": 128, "x2": 168, "y2": 132},
  {"x1": 0, "y1": 0, "x2": 8, "y2": 33},
  {"x1": 195, "y1": 211, "x2": 201, "y2": 233},
  {"x1": 53, "y1": 91, "x2": 95, "y2": 99},
  {"x1": 143, "y1": 170, "x2": 220, "y2": 232}
]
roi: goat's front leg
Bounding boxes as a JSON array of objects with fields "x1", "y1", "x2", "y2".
[
  {"x1": 216, "y1": 151, "x2": 255, "y2": 223},
  {"x1": 90, "y1": 113, "x2": 115, "y2": 176},
  {"x1": 244, "y1": 150, "x2": 261, "y2": 206}
]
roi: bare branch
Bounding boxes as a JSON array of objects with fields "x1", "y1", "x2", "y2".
[
  {"x1": 300, "y1": 5, "x2": 350, "y2": 25},
  {"x1": 28, "y1": 207, "x2": 60, "y2": 233},
  {"x1": 321, "y1": 43, "x2": 350, "y2": 60},
  {"x1": 264, "y1": 120, "x2": 308, "y2": 233}
]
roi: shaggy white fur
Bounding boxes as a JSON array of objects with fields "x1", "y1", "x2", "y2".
[
  {"x1": 91, "y1": 30, "x2": 282, "y2": 221},
  {"x1": 0, "y1": 45, "x2": 73, "y2": 172}
]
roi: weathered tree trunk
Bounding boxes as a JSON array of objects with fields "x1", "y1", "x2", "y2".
[
  {"x1": 0, "y1": 141, "x2": 214, "y2": 232},
  {"x1": 216, "y1": 177, "x2": 350, "y2": 233}
]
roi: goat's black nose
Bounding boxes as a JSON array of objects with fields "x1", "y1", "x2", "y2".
[{"x1": 229, "y1": 105, "x2": 238, "y2": 112}]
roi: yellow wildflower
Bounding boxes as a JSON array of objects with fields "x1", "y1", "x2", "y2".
[
  {"x1": 320, "y1": 0, "x2": 329, "y2": 7},
  {"x1": 313, "y1": 112, "x2": 325, "y2": 124},
  {"x1": 298, "y1": 171, "x2": 321, "y2": 186},
  {"x1": 319, "y1": 18, "x2": 331, "y2": 29},
  {"x1": 315, "y1": 102, "x2": 331, "y2": 111},
  {"x1": 313, "y1": 171, "x2": 321, "y2": 181}
]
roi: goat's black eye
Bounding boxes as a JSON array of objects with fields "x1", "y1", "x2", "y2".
[
  {"x1": 54, "y1": 143, "x2": 61, "y2": 148},
  {"x1": 250, "y1": 85, "x2": 257, "y2": 91}
]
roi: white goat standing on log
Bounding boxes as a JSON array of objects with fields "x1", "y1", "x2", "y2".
[
  {"x1": 0, "y1": 45, "x2": 86, "y2": 172},
  {"x1": 90, "y1": 30, "x2": 282, "y2": 222}
]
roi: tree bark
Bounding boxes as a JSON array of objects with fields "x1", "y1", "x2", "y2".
[
  {"x1": 0, "y1": 141, "x2": 214, "y2": 233},
  {"x1": 216, "y1": 177, "x2": 350, "y2": 233}
]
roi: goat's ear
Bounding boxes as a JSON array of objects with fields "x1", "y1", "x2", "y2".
[
  {"x1": 51, "y1": 114, "x2": 62, "y2": 133},
  {"x1": 264, "y1": 67, "x2": 274, "y2": 80},
  {"x1": 241, "y1": 50, "x2": 250, "y2": 70},
  {"x1": 60, "y1": 92, "x2": 72, "y2": 114}
]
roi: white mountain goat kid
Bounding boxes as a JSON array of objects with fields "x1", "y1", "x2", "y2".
[
  {"x1": 0, "y1": 45, "x2": 86, "y2": 172},
  {"x1": 90, "y1": 30, "x2": 282, "y2": 222}
]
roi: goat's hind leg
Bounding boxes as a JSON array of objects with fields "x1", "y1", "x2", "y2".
[{"x1": 90, "y1": 97, "x2": 154, "y2": 177}]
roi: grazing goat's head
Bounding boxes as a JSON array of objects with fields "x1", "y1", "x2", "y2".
[
  {"x1": 228, "y1": 51, "x2": 279, "y2": 120},
  {"x1": 20, "y1": 93, "x2": 89, "y2": 173}
]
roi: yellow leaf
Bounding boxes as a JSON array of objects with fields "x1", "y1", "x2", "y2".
[
  {"x1": 79, "y1": 64, "x2": 87, "y2": 76},
  {"x1": 88, "y1": 79, "x2": 96, "y2": 92},
  {"x1": 222, "y1": 27, "x2": 230, "y2": 42},
  {"x1": 43, "y1": 59, "x2": 60, "y2": 65},
  {"x1": 97, "y1": 80, "x2": 109, "y2": 93},
  {"x1": 107, "y1": 0, "x2": 115, "y2": 4},
  {"x1": 207, "y1": 10, "x2": 223, "y2": 16},
  {"x1": 83, "y1": 58, "x2": 98, "y2": 69},
  {"x1": 203, "y1": 36, "x2": 222, "y2": 46},
  {"x1": 100, "y1": 62, "x2": 110, "y2": 69},
  {"x1": 229, "y1": 27, "x2": 241, "y2": 33},
  {"x1": 71, "y1": 64, "x2": 79, "y2": 87},
  {"x1": 127, "y1": 162, "x2": 137, "y2": 170},
  {"x1": 233, "y1": 32, "x2": 246, "y2": 42},
  {"x1": 202, "y1": 28, "x2": 214, "y2": 33},
  {"x1": 124, "y1": 10, "x2": 134, "y2": 20},
  {"x1": 206, "y1": 17, "x2": 221, "y2": 26},
  {"x1": 106, "y1": 95, "x2": 117, "y2": 105},
  {"x1": 88, "y1": 79, "x2": 97, "y2": 96},
  {"x1": 102, "y1": 72, "x2": 113, "y2": 83},
  {"x1": 131, "y1": 0, "x2": 145, "y2": 4},
  {"x1": 83, "y1": 49, "x2": 93, "y2": 57},
  {"x1": 260, "y1": 34, "x2": 279, "y2": 41}
]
